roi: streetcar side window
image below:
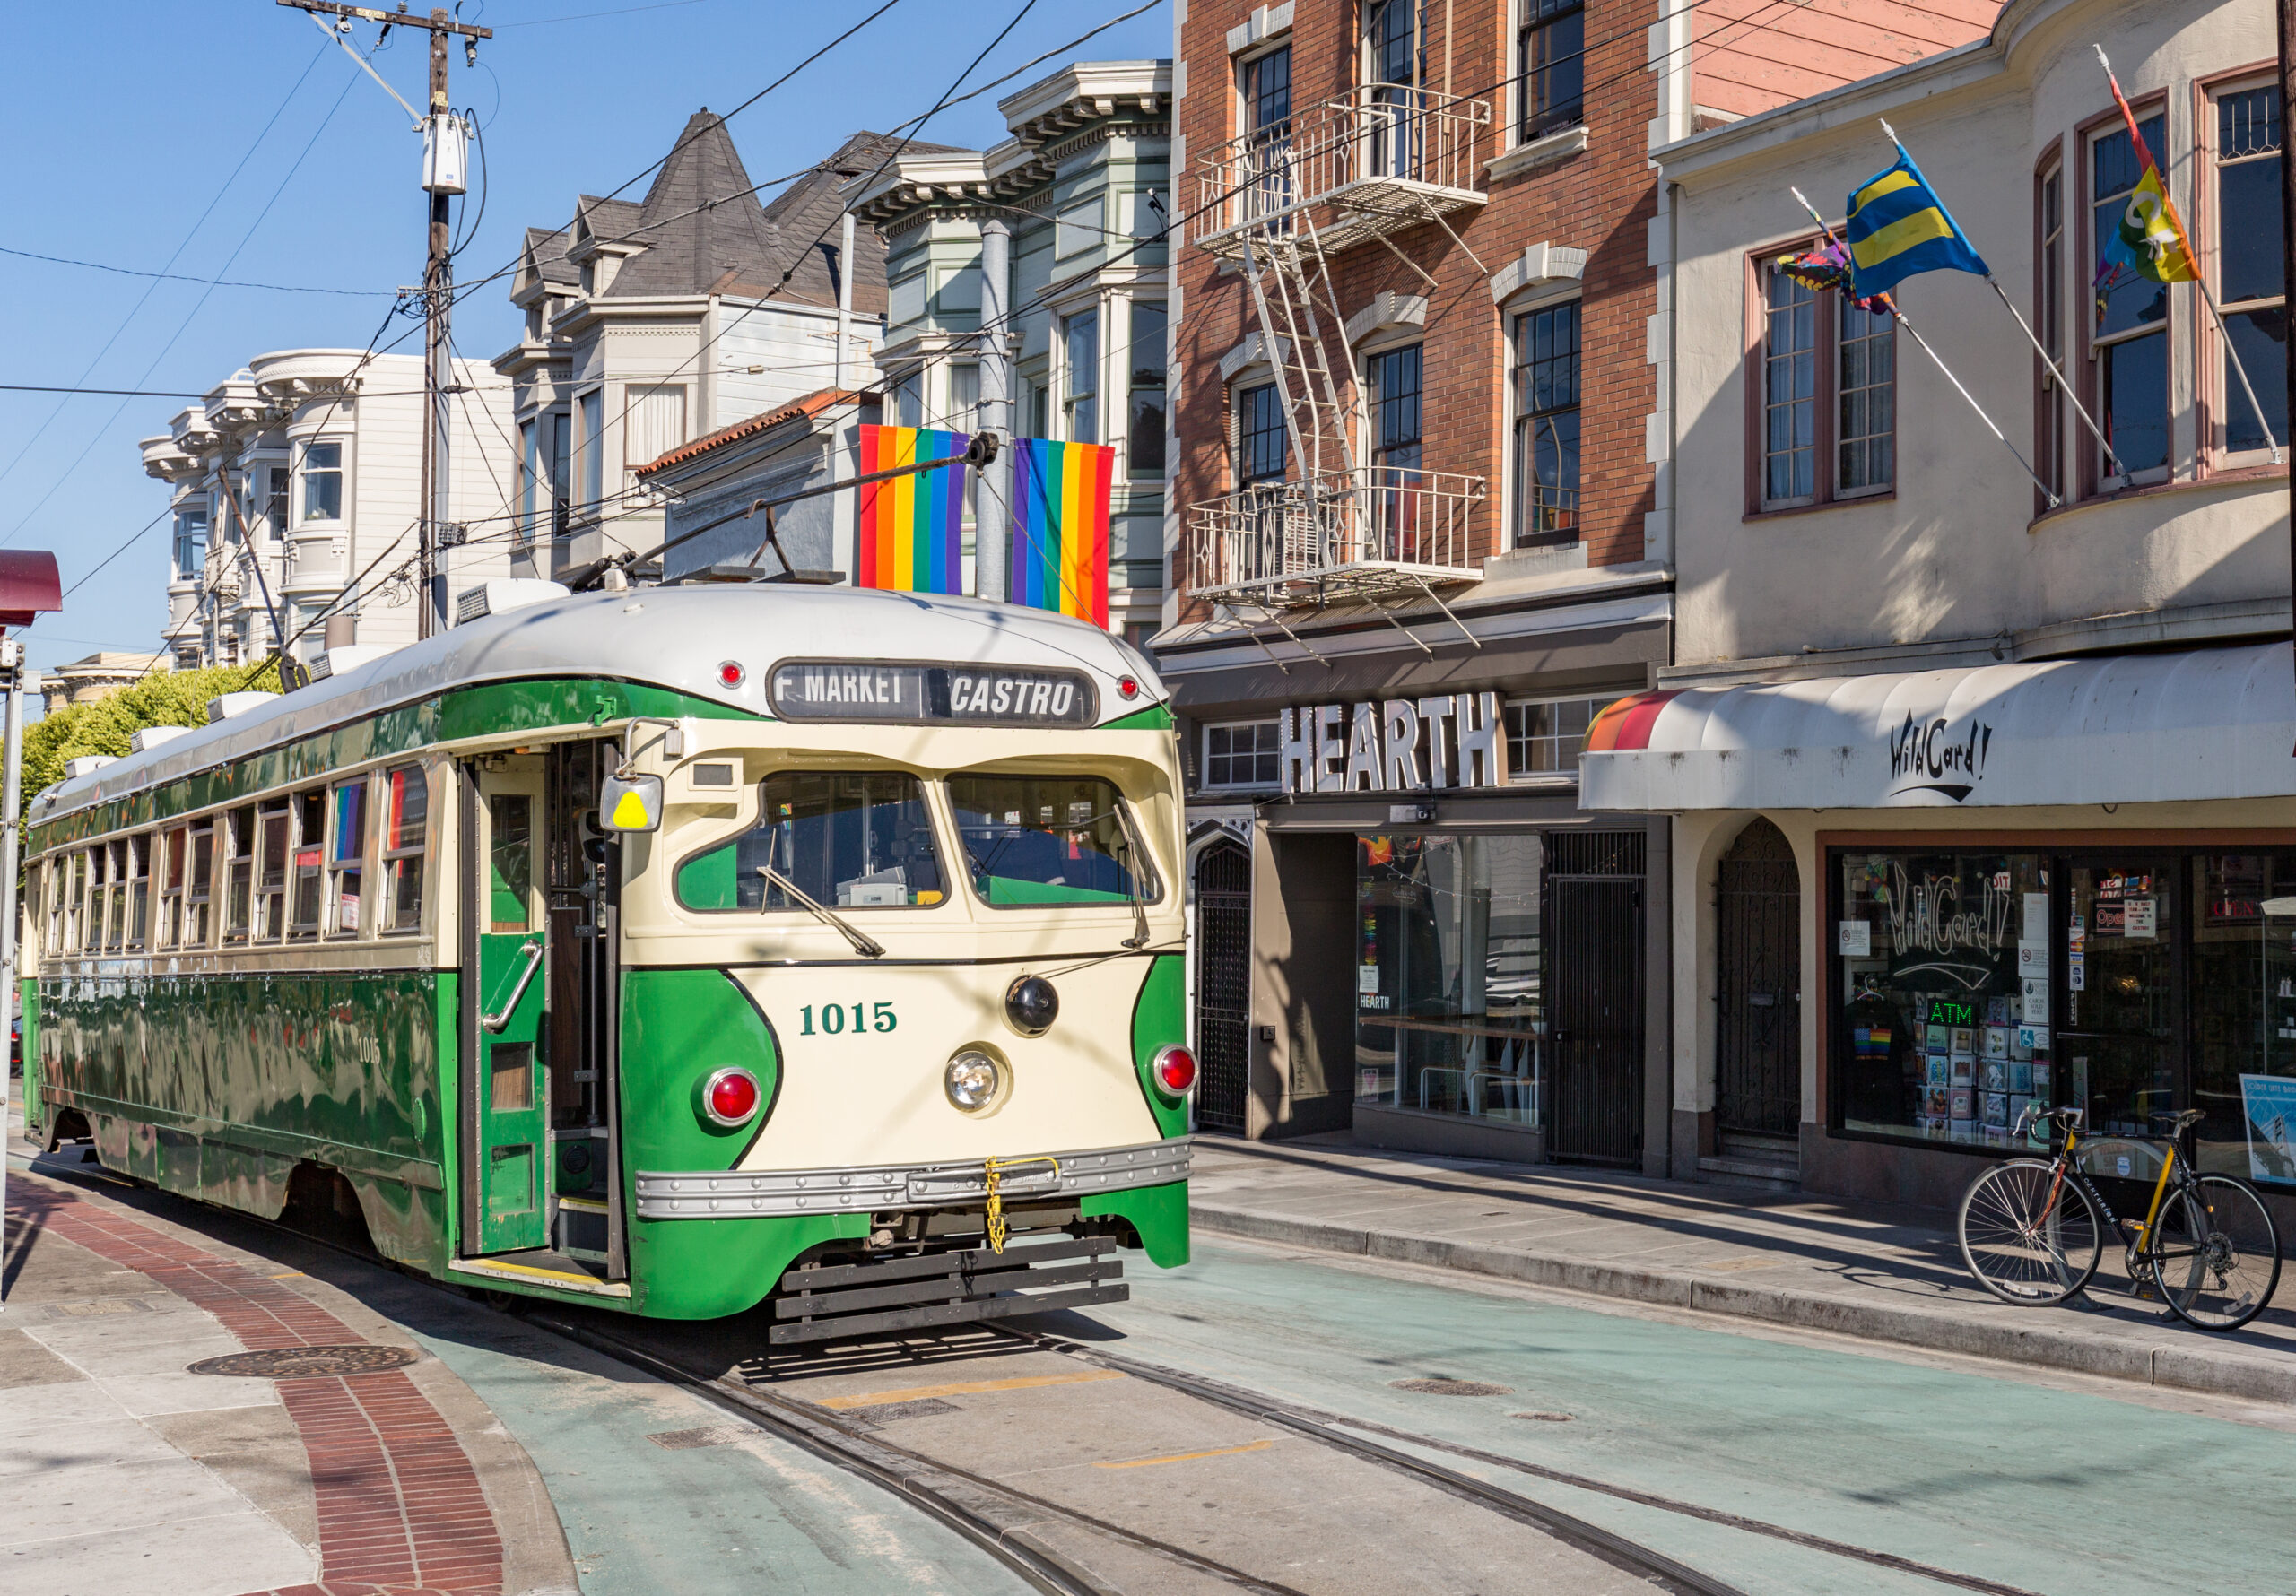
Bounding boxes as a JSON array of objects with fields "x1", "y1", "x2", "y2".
[
  {"x1": 126, "y1": 837, "x2": 149, "y2": 950},
  {"x1": 256, "y1": 800, "x2": 290, "y2": 941},
  {"x1": 225, "y1": 806, "x2": 256, "y2": 944},
  {"x1": 328, "y1": 777, "x2": 368, "y2": 938},
  {"x1": 102, "y1": 842, "x2": 126, "y2": 951},
  {"x1": 157, "y1": 826, "x2": 187, "y2": 949},
  {"x1": 675, "y1": 769, "x2": 947, "y2": 912},
  {"x1": 291, "y1": 790, "x2": 325, "y2": 938},
  {"x1": 64, "y1": 850, "x2": 83, "y2": 952},
  {"x1": 946, "y1": 773, "x2": 1161, "y2": 908},
  {"x1": 187, "y1": 819, "x2": 215, "y2": 946},
  {"x1": 41, "y1": 860, "x2": 57, "y2": 958},
  {"x1": 379, "y1": 764, "x2": 428, "y2": 934}
]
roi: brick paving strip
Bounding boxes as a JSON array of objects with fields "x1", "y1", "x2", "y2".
[{"x1": 9, "y1": 1179, "x2": 506, "y2": 1596}]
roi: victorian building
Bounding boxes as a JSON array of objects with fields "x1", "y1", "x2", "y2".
[{"x1": 137, "y1": 349, "x2": 513, "y2": 670}]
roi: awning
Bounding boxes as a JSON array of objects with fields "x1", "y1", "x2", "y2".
[{"x1": 1578, "y1": 642, "x2": 2296, "y2": 812}]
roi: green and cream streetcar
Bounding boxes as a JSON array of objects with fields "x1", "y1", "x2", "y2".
[{"x1": 22, "y1": 583, "x2": 1193, "y2": 1335}]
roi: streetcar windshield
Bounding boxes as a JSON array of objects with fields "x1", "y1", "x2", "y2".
[
  {"x1": 947, "y1": 773, "x2": 1157, "y2": 907},
  {"x1": 681, "y1": 770, "x2": 947, "y2": 911}
]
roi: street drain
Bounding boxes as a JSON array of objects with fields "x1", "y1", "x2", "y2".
[
  {"x1": 1389, "y1": 1377, "x2": 1514, "y2": 1397},
  {"x1": 188, "y1": 1344, "x2": 419, "y2": 1378},
  {"x1": 1511, "y1": 1410, "x2": 1574, "y2": 1422}
]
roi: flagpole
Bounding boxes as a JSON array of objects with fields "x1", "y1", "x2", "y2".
[
  {"x1": 2092, "y1": 48, "x2": 2285, "y2": 467},
  {"x1": 1877, "y1": 118, "x2": 2126, "y2": 480},
  {"x1": 1791, "y1": 187, "x2": 2059, "y2": 507}
]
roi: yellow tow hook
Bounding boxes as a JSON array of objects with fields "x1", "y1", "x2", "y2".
[{"x1": 983, "y1": 1155, "x2": 1062, "y2": 1254}]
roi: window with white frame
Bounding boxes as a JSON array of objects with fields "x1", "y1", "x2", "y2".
[
  {"x1": 1518, "y1": 0, "x2": 1586, "y2": 143},
  {"x1": 519, "y1": 418, "x2": 539, "y2": 543},
  {"x1": 2213, "y1": 82, "x2": 2287, "y2": 457},
  {"x1": 578, "y1": 389, "x2": 604, "y2": 509},
  {"x1": 1063, "y1": 309, "x2": 1100, "y2": 444},
  {"x1": 264, "y1": 465, "x2": 289, "y2": 539},
  {"x1": 2090, "y1": 111, "x2": 2170, "y2": 481},
  {"x1": 1239, "y1": 43, "x2": 1293, "y2": 226},
  {"x1": 624, "y1": 384, "x2": 687, "y2": 471},
  {"x1": 300, "y1": 441, "x2": 343, "y2": 522},
  {"x1": 1238, "y1": 381, "x2": 1288, "y2": 483},
  {"x1": 1505, "y1": 697, "x2": 1604, "y2": 777},
  {"x1": 948, "y1": 362, "x2": 980, "y2": 434},
  {"x1": 172, "y1": 506, "x2": 208, "y2": 580},
  {"x1": 2037, "y1": 158, "x2": 2067, "y2": 505},
  {"x1": 1205, "y1": 720, "x2": 1283, "y2": 788}
]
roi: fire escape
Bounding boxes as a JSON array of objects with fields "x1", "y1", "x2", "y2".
[{"x1": 1188, "y1": 83, "x2": 1491, "y2": 659}]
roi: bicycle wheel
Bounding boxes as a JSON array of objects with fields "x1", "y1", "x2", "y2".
[
  {"x1": 1958, "y1": 1159, "x2": 2104, "y2": 1305},
  {"x1": 2151, "y1": 1175, "x2": 2282, "y2": 1331}
]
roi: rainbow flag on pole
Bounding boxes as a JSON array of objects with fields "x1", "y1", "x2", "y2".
[
  {"x1": 857, "y1": 424, "x2": 968, "y2": 595},
  {"x1": 1008, "y1": 437, "x2": 1114, "y2": 627}
]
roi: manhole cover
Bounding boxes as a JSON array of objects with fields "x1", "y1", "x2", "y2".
[
  {"x1": 1389, "y1": 1377, "x2": 1514, "y2": 1397},
  {"x1": 188, "y1": 1344, "x2": 419, "y2": 1378}
]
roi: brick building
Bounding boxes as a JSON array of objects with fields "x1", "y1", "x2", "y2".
[{"x1": 1156, "y1": 0, "x2": 1995, "y2": 1168}]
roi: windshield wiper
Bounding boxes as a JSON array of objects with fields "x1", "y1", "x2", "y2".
[{"x1": 755, "y1": 865, "x2": 885, "y2": 958}]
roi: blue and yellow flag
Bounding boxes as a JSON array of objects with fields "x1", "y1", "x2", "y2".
[{"x1": 1844, "y1": 150, "x2": 1988, "y2": 299}]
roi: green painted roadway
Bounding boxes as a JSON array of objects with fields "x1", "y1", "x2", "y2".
[{"x1": 1074, "y1": 1235, "x2": 2296, "y2": 1596}]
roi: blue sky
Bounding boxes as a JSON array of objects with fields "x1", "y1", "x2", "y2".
[{"x1": 0, "y1": 0, "x2": 1170, "y2": 682}]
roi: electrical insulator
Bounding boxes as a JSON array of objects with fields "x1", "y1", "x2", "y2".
[{"x1": 422, "y1": 113, "x2": 468, "y2": 195}]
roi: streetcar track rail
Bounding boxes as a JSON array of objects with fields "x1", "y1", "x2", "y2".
[{"x1": 1000, "y1": 1326, "x2": 2048, "y2": 1596}]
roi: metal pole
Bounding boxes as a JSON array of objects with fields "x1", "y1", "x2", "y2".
[
  {"x1": 0, "y1": 644, "x2": 27, "y2": 1310},
  {"x1": 976, "y1": 217, "x2": 1013, "y2": 602},
  {"x1": 423, "y1": 11, "x2": 453, "y2": 637}
]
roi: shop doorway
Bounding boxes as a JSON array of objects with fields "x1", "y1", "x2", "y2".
[
  {"x1": 1545, "y1": 832, "x2": 1645, "y2": 1165},
  {"x1": 1716, "y1": 818, "x2": 1801, "y2": 1149},
  {"x1": 1194, "y1": 838, "x2": 1252, "y2": 1133}
]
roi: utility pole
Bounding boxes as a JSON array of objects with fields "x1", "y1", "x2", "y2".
[{"x1": 277, "y1": 2, "x2": 490, "y2": 638}]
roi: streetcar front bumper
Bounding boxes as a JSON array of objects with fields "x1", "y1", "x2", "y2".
[{"x1": 632, "y1": 1136, "x2": 1191, "y2": 1219}]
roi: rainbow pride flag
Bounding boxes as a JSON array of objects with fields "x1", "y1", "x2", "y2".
[
  {"x1": 1008, "y1": 437, "x2": 1113, "y2": 626},
  {"x1": 857, "y1": 424, "x2": 968, "y2": 595}
]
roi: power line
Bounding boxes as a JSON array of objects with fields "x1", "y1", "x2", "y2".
[
  {"x1": 0, "y1": 244, "x2": 392, "y2": 297},
  {"x1": 0, "y1": 39, "x2": 334, "y2": 497}
]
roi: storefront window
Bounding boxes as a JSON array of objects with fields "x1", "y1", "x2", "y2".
[
  {"x1": 1834, "y1": 845, "x2": 2296, "y2": 1193},
  {"x1": 1354, "y1": 834, "x2": 1544, "y2": 1124},
  {"x1": 1834, "y1": 851, "x2": 2051, "y2": 1148}
]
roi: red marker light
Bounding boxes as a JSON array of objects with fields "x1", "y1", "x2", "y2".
[
  {"x1": 1118, "y1": 675, "x2": 1140, "y2": 699},
  {"x1": 702, "y1": 1067, "x2": 761, "y2": 1126},
  {"x1": 718, "y1": 660, "x2": 746, "y2": 690},
  {"x1": 1153, "y1": 1045, "x2": 1196, "y2": 1097}
]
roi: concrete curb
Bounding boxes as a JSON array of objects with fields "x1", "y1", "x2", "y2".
[{"x1": 1194, "y1": 1201, "x2": 2296, "y2": 1405}]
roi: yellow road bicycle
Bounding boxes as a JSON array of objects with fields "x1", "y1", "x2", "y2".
[{"x1": 1957, "y1": 1106, "x2": 2283, "y2": 1331}]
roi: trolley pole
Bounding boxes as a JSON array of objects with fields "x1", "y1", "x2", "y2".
[
  {"x1": 276, "y1": 2, "x2": 491, "y2": 638},
  {"x1": 0, "y1": 644, "x2": 29, "y2": 1310}
]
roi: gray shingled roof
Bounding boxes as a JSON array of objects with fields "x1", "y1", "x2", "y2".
[{"x1": 519, "y1": 114, "x2": 952, "y2": 314}]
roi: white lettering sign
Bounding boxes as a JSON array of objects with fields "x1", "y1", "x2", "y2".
[{"x1": 1280, "y1": 693, "x2": 1509, "y2": 794}]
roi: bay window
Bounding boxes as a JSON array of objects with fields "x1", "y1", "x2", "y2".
[
  {"x1": 2090, "y1": 111, "x2": 2170, "y2": 483},
  {"x1": 2213, "y1": 82, "x2": 2287, "y2": 458}
]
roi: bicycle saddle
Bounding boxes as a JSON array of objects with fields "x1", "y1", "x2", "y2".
[{"x1": 2150, "y1": 1108, "x2": 2208, "y2": 1133}]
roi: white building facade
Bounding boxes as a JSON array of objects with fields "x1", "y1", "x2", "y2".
[
  {"x1": 138, "y1": 348, "x2": 514, "y2": 670},
  {"x1": 1583, "y1": 0, "x2": 2296, "y2": 1215}
]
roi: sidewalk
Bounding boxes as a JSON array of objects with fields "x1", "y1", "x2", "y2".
[
  {"x1": 1188, "y1": 1133, "x2": 2296, "y2": 1405},
  {"x1": 3, "y1": 1144, "x2": 578, "y2": 1596}
]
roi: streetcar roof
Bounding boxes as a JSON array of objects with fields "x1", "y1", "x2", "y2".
[{"x1": 35, "y1": 585, "x2": 1168, "y2": 822}]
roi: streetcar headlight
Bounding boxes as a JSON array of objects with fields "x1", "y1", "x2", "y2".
[
  {"x1": 945, "y1": 1048, "x2": 1004, "y2": 1112},
  {"x1": 700, "y1": 1066, "x2": 761, "y2": 1127},
  {"x1": 1004, "y1": 974, "x2": 1059, "y2": 1037}
]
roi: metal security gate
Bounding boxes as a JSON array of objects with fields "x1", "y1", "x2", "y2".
[
  {"x1": 1544, "y1": 833, "x2": 1645, "y2": 1165},
  {"x1": 1194, "y1": 839, "x2": 1252, "y2": 1132},
  {"x1": 1715, "y1": 818, "x2": 1800, "y2": 1137}
]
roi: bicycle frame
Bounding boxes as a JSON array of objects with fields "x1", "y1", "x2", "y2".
[{"x1": 2043, "y1": 1120, "x2": 2195, "y2": 1260}]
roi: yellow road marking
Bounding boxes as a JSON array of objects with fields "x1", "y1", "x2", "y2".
[
  {"x1": 1094, "y1": 1438, "x2": 1274, "y2": 1470},
  {"x1": 816, "y1": 1368, "x2": 1126, "y2": 1410}
]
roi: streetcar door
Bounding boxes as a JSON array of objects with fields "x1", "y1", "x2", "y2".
[{"x1": 463, "y1": 760, "x2": 550, "y2": 1255}]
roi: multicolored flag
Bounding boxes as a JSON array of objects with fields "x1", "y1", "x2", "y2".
[
  {"x1": 1774, "y1": 237, "x2": 1890, "y2": 312},
  {"x1": 2092, "y1": 57, "x2": 2199, "y2": 292},
  {"x1": 1008, "y1": 437, "x2": 1114, "y2": 627},
  {"x1": 857, "y1": 424, "x2": 969, "y2": 595},
  {"x1": 1843, "y1": 148, "x2": 1989, "y2": 300}
]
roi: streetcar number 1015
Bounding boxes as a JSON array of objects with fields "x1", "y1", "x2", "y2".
[{"x1": 798, "y1": 1002, "x2": 898, "y2": 1036}]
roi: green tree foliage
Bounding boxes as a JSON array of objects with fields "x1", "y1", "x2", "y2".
[{"x1": 23, "y1": 660, "x2": 281, "y2": 803}]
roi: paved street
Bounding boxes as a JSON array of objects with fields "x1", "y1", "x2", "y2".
[{"x1": 13, "y1": 1120, "x2": 2296, "y2": 1596}]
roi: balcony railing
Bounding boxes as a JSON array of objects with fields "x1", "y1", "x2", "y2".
[
  {"x1": 1187, "y1": 468, "x2": 1485, "y2": 606},
  {"x1": 1192, "y1": 86, "x2": 1491, "y2": 258}
]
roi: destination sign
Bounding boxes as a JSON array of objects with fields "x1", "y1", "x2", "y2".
[{"x1": 768, "y1": 660, "x2": 1098, "y2": 727}]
